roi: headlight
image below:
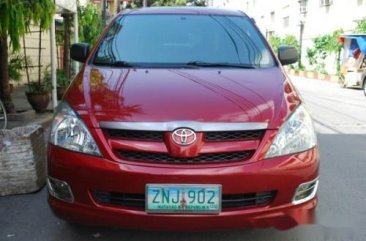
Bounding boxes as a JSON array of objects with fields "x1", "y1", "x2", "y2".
[
  {"x1": 50, "y1": 102, "x2": 101, "y2": 156},
  {"x1": 265, "y1": 105, "x2": 317, "y2": 158}
]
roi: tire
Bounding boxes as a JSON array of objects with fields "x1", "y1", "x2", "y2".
[
  {"x1": 339, "y1": 75, "x2": 346, "y2": 88},
  {"x1": 0, "y1": 100, "x2": 7, "y2": 130},
  {"x1": 363, "y1": 79, "x2": 366, "y2": 96}
]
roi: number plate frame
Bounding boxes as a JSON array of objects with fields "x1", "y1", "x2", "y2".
[{"x1": 146, "y1": 184, "x2": 222, "y2": 214}]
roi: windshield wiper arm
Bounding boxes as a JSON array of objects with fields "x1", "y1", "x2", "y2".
[
  {"x1": 93, "y1": 60, "x2": 136, "y2": 67},
  {"x1": 185, "y1": 61, "x2": 256, "y2": 69}
]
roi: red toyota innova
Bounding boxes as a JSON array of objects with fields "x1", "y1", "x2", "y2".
[{"x1": 47, "y1": 7, "x2": 319, "y2": 231}]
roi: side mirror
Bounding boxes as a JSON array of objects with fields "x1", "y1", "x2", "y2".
[
  {"x1": 70, "y1": 43, "x2": 90, "y2": 63},
  {"x1": 278, "y1": 45, "x2": 298, "y2": 65}
]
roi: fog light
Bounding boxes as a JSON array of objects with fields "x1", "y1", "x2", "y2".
[
  {"x1": 292, "y1": 178, "x2": 319, "y2": 205},
  {"x1": 47, "y1": 177, "x2": 74, "y2": 203}
]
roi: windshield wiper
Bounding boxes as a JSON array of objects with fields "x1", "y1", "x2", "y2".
[
  {"x1": 185, "y1": 61, "x2": 256, "y2": 69},
  {"x1": 93, "y1": 60, "x2": 137, "y2": 67}
]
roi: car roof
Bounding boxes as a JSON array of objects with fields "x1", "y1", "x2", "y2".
[{"x1": 121, "y1": 7, "x2": 247, "y2": 17}]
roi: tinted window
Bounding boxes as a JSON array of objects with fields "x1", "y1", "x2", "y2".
[{"x1": 94, "y1": 14, "x2": 275, "y2": 67}]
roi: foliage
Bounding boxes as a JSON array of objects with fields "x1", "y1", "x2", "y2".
[
  {"x1": 78, "y1": 3, "x2": 103, "y2": 45},
  {"x1": 8, "y1": 54, "x2": 23, "y2": 82},
  {"x1": 131, "y1": 0, "x2": 205, "y2": 7},
  {"x1": 268, "y1": 35, "x2": 282, "y2": 53},
  {"x1": 8, "y1": 54, "x2": 33, "y2": 82},
  {"x1": 56, "y1": 69, "x2": 69, "y2": 87},
  {"x1": 306, "y1": 29, "x2": 344, "y2": 74},
  {"x1": 27, "y1": 82, "x2": 52, "y2": 94},
  {"x1": 282, "y1": 35, "x2": 300, "y2": 50},
  {"x1": 27, "y1": 65, "x2": 52, "y2": 93},
  {"x1": 152, "y1": 0, "x2": 186, "y2": 6},
  {"x1": 0, "y1": 0, "x2": 55, "y2": 51},
  {"x1": 355, "y1": 18, "x2": 366, "y2": 33},
  {"x1": 268, "y1": 34, "x2": 299, "y2": 53}
]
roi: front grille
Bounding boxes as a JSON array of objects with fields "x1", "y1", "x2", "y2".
[
  {"x1": 222, "y1": 191, "x2": 276, "y2": 209},
  {"x1": 94, "y1": 191, "x2": 144, "y2": 208},
  {"x1": 102, "y1": 129, "x2": 264, "y2": 142},
  {"x1": 103, "y1": 129, "x2": 164, "y2": 141},
  {"x1": 205, "y1": 130, "x2": 264, "y2": 142},
  {"x1": 117, "y1": 151, "x2": 253, "y2": 163},
  {"x1": 93, "y1": 191, "x2": 276, "y2": 210}
]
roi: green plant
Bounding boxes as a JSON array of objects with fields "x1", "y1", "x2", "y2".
[
  {"x1": 27, "y1": 65, "x2": 52, "y2": 94},
  {"x1": 78, "y1": 3, "x2": 103, "y2": 45},
  {"x1": 355, "y1": 18, "x2": 366, "y2": 33},
  {"x1": 152, "y1": 0, "x2": 187, "y2": 6},
  {"x1": 0, "y1": 0, "x2": 55, "y2": 113},
  {"x1": 268, "y1": 34, "x2": 299, "y2": 54},
  {"x1": 8, "y1": 54, "x2": 33, "y2": 82},
  {"x1": 282, "y1": 35, "x2": 300, "y2": 50},
  {"x1": 27, "y1": 81, "x2": 51, "y2": 94},
  {"x1": 8, "y1": 54, "x2": 23, "y2": 82},
  {"x1": 268, "y1": 35, "x2": 282, "y2": 53},
  {"x1": 56, "y1": 69, "x2": 69, "y2": 87},
  {"x1": 306, "y1": 29, "x2": 344, "y2": 75}
]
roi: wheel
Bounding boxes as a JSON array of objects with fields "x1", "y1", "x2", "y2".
[
  {"x1": 339, "y1": 74, "x2": 346, "y2": 88},
  {"x1": 363, "y1": 79, "x2": 366, "y2": 96},
  {"x1": 0, "y1": 100, "x2": 7, "y2": 130}
]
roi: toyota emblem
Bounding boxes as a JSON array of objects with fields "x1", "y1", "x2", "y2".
[{"x1": 172, "y1": 128, "x2": 197, "y2": 146}]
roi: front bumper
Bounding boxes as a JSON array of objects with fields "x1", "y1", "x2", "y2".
[{"x1": 47, "y1": 145, "x2": 319, "y2": 231}]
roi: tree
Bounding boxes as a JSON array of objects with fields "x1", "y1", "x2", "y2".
[
  {"x1": 306, "y1": 29, "x2": 343, "y2": 74},
  {"x1": 268, "y1": 34, "x2": 299, "y2": 53},
  {"x1": 78, "y1": 3, "x2": 103, "y2": 46},
  {"x1": 0, "y1": 0, "x2": 55, "y2": 113}
]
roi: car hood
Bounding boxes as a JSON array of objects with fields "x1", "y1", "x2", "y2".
[{"x1": 66, "y1": 66, "x2": 301, "y2": 129}]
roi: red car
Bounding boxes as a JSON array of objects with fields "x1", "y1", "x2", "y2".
[{"x1": 47, "y1": 7, "x2": 319, "y2": 231}]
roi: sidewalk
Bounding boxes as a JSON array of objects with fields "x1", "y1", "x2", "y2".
[{"x1": 7, "y1": 85, "x2": 54, "y2": 129}]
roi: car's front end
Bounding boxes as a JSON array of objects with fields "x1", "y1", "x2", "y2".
[{"x1": 47, "y1": 7, "x2": 319, "y2": 231}]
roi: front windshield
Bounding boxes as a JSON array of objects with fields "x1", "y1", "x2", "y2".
[{"x1": 93, "y1": 14, "x2": 275, "y2": 68}]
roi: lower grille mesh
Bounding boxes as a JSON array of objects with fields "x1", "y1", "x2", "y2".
[
  {"x1": 93, "y1": 191, "x2": 276, "y2": 210},
  {"x1": 117, "y1": 151, "x2": 253, "y2": 163}
]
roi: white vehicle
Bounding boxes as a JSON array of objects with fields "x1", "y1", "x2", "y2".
[{"x1": 338, "y1": 34, "x2": 366, "y2": 95}]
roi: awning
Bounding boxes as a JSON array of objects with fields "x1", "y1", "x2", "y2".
[{"x1": 339, "y1": 34, "x2": 366, "y2": 55}]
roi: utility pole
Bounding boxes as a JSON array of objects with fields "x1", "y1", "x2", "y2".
[
  {"x1": 143, "y1": 0, "x2": 147, "y2": 7},
  {"x1": 298, "y1": 0, "x2": 308, "y2": 69}
]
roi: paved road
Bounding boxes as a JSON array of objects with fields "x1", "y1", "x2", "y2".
[{"x1": 1, "y1": 77, "x2": 366, "y2": 241}]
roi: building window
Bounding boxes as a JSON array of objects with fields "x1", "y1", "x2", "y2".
[
  {"x1": 320, "y1": 0, "x2": 333, "y2": 6},
  {"x1": 267, "y1": 31, "x2": 275, "y2": 39},
  {"x1": 283, "y1": 16, "x2": 289, "y2": 28},
  {"x1": 270, "y1": 11, "x2": 275, "y2": 22}
]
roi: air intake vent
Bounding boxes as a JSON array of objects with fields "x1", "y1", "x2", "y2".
[
  {"x1": 117, "y1": 151, "x2": 253, "y2": 164},
  {"x1": 93, "y1": 191, "x2": 276, "y2": 210}
]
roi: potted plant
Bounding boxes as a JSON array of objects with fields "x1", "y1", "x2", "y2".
[
  {"x1": 25, "y1": 67, "x2": 51, "y2": 113},
  {"x1": 8, "y1": 54, "x2": 25, "y2": 92},
  {"x1": 56, "y1": 69, "x2": 69, "y2": 100}
]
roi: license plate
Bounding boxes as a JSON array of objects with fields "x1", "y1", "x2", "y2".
[{"x1": 146, "y1": 184, "x2": 221, "y2": 214}]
